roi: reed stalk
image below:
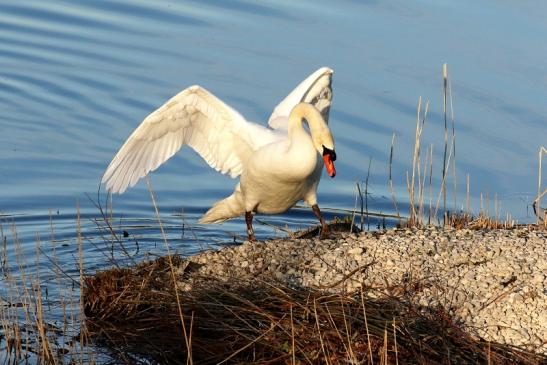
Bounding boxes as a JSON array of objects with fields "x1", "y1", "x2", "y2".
[
  {"x1": 408, "y1": 96, "x2": 429, "y2": 226},
  {"x1": 357, "y1": 182, "x2": 364, "y2": 231},
  {"x1": 442, "y1": 63, "x2": 449, "y2": 220},
  {"x1": 388, "y1": 133, "x2": 400, "y2": 220},
  {"x1": 466, "y1": 174, "x2": 471, "y2": 215},
  {"x1": 145, "y1": 176, "x2": 192, "y2": 364},
  {"x1": 365, "y1": 157, "x2": 372, "y2": 230},
  {"x1": 536, "y1": 146, "x2": 546, "y2": 224}
]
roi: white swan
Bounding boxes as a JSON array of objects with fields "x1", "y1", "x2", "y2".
[{"x1": 102, "y1": 67, "x2": 336, "y2": 241}]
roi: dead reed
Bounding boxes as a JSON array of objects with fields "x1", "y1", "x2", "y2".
[
  {"x1": 0, "y1": 216, "x2": 95, "y2": 364},
  {"x1": 535, "y1": 146, "x2": 546, "y2": 225},
  {"x1": 391, "y1": 64, "x2": 539, "y2": 230}
]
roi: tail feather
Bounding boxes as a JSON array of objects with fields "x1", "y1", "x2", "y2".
[{"x1": 198, "y1": 193, "x2": 245, "y2": 224}]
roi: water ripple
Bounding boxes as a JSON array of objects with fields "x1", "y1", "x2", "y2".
[
  {"x1": 186, "y1": 0, "x2": 292, "y2": 19},
  {"x1": 77, "y1": 1, "x2": 209, "y2": 27},
  {"x1": 0, "y1": 3, "x2": 126, "y2": 32}
]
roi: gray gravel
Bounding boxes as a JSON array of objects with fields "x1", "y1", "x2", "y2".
[{"x1": 181, "y1": 226, "x2": 546, "y2": 354}]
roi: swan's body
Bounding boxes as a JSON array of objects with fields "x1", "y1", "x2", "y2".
[{"x1": 102, "y1": 67, "x2": 336, "y2": 240}]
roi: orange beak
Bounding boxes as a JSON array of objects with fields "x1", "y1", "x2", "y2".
[{"x1": 323, "y1": 154, "x2": 336, "y2": 178}]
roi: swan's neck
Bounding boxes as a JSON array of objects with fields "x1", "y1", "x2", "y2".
[{"x1": 287, "y1": 103, "x2": 329, "y2": 153}]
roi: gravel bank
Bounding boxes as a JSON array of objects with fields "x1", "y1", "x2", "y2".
[{"x1": 182, "y1": 226, "x2": 546, "y2": 354}]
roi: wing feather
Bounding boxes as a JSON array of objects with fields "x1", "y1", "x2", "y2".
[
  {"x1": 268, "y1": 67, "x2": 333, "y2": 130},
  {"x1": 102, "y1": 85, "x2": 276, "y2": 193}
]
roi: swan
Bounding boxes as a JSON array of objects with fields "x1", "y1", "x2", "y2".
[{"x1": 102, "y1": 67, "x2": 336, "y2": 241}]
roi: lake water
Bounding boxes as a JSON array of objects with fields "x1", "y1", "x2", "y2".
[{"x1": 0, "y1": 0, "x2": 546, "y2": 358}]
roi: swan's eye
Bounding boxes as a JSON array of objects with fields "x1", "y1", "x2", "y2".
[{"x1": 322, "y1": 145, "x2": 336, "y2": 161}]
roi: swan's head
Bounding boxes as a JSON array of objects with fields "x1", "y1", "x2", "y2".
[
  {"x1": 322, "y1": 143, "x2": 337, "y2": 178},
  {"x1": 307, "y1": 108, "x2": 336, "y2": 178}
]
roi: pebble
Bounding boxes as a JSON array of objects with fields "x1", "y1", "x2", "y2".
[{"x1": 183, "y1": 226, "x2": 546, "y2": 354}]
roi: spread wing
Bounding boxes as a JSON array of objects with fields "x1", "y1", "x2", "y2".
[
  {"x1": 102, "y1": 85, "x2": 276, "y2": 194},
  {"x1": 268, "y1": 67, "x2": 333, "y2": 130}
]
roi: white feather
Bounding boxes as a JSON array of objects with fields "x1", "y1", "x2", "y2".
[
  {"x1": 102, "y1": 86, "x2": 278, "y2": 193},
  {"x1": 268, "y1": 67, "x2": 333, "y2": 130}
]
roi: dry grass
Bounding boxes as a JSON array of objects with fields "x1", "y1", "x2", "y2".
[
  {"x1": 394, "y1": 64, "x2": 541, "y2": 230},
  {"x1": 82, "y1": 255, "x2": 545, "y2": 364},
  {"x1": 0, "y1": 215, "x2": 95, "y2": 364},
  {"x1": 535, "y1": 146, "x2": 546, "y2": 226},
  {"x1": 398, "y1": 211, "x2": 521, "y2": 231}
]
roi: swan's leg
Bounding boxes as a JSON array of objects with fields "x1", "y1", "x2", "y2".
[
  {"x1": 312, "y1": 204, "x2": 330, "y2": 238},
  {"x1": 245, "y1": 211, "x2": 256, "y2": 242}
]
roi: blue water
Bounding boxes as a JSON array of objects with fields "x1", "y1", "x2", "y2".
[{"x1": 0, "y1": 0, "x2": 546, "y2": 295}]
